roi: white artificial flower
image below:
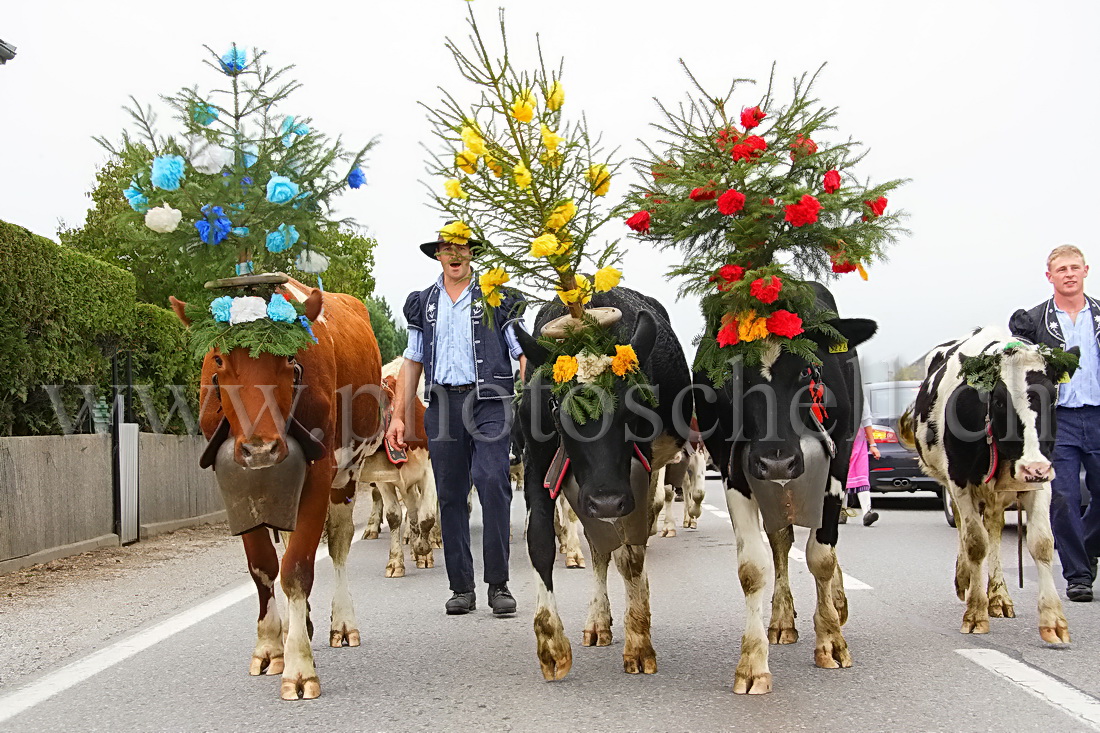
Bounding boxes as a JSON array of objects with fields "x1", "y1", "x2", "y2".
[
  {"x1": 229, "y1": 296, "x2": 269, "y2": 325},
  {"x1": 191, "y1": 144, "x2": 235, "y2": 175},
  {"x1": 575, "y1": 352, "x2": 612, "y2": 384},
  {"x1": 295, "y1": 249, "x2": 330, "y2": 274},
  {"x1": 143, "y1": 204, "x2": 182, "y2": 233}
]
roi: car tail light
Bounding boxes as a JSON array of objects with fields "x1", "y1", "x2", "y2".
[{"x1": 871, "y1": 426, "x2": 898, "y2": 443}]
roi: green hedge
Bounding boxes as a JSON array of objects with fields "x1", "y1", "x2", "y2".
[{"x1": 0, "y1": 220, "x2": 198, "y2": 435}]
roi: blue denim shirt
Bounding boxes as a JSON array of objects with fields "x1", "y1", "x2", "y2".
[{"x1": 1054, "y1": 302, "x2": 1100, "y2": 408}]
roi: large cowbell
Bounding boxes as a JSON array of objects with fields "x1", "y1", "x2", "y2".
[
  {"x1": 743, "y1": 436, "x2": 830, "y2": 534},
  {"x1": 214, "y1": 437, "x2": 308, "y2": 535},
  {"x1": 561, "y1": 454, "x2": 653, "y2": 553}
]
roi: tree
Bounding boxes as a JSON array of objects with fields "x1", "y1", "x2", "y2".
[{"x1": 364, "y1": 296, "x2": 408, "y2": 365}]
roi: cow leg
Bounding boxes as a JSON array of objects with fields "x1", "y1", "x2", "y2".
[
  {"x1": 583, "y1": 544, "x2": 613, "y2": 646},
  {"x1": 558, "y1": 497, "x2": 585, "y2": 569},
  {"x1": 726, "y1": 487, "x2": 772, "y2": 694},
  {"x1": 553, "y1": 496, "x2": 568, "y2": 554},
  {"x1": 362, "y1": 484, "x2": 383, "y2": 540},
  {"x1": 528, "y1": 471, "x2": 571, "y2": 680},
  {"x1": 806, "y1": 532, "x2": 852, "y2": 670},
  {"x1": 414, "y1": 468, "x2": 438, "y2": 568},
  {"x1": 956, "y1": 487, "x2": 991, "y2": 634},
  {"x1": 661, "y1": 482, "x2": 677, "y2": 537},
  {"x1": 242, "y1": 528, "x2": 284, "y2": 676},
  {"x1": 1019, "y1": 487, "x2": 1070, "y2": 643},
  {"x1": 648, "y1": 467, "x2": 667, "y2": 536},
  {"x1": 954, "y1": 498, "x2": 970, "y2": 601},
  {"x1": 614, "y1": 544, "x2": 657, "y2": 674},
  {"x1": 984, "y1": 494, "x2": 1016, "y2": 619},
  {"x1": 327, "y1": 484, "x2": 360, "y2": 648},
  {"x1": 378, "y1": 483, "x2": 405, "y2": 578},
  {"x1": 767, "y1": 526, "x2": 798, "y2": 645},
  {"x1": 682, "y1": 454, "x2": 705, "y2": 530}
]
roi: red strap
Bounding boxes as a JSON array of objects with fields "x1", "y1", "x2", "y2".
[
  {"x1": 983, "y1": 422, "x2": 998, "y2": 483},
  {"x1": 809, "y1": 379, "x2": 828, "y2": 422},
  {"x1": 633, "y1": 443, "x2": 652, "y2": 473}
]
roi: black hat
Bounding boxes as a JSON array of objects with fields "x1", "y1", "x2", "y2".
[{"x1": 418, "y1": 222, "x2": 485, "y2": 260}]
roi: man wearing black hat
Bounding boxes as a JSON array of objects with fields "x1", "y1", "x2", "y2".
[{"x1": 386, "y1": 225, "x2": 527, "y2": 615}]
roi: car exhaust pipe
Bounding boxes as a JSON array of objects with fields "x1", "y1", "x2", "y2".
[{"x1": 892, "y1": 478, "x2": 911, "y2": 488}]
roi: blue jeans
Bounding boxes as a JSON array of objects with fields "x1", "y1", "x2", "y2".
[
  {"x1": 1050, "y1": 406, "x2": 1100, "y2": 586},
  {"x1": 425, "y1": 389, "x2": 514, "y2": 593}
]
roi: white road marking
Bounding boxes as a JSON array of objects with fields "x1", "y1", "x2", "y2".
[
  {"x1": 0, "y1": 527, "x2": 362, "y2": 725},
  {"x1": 957, "y1": 649, "x2": 1100, "y2": 730}
]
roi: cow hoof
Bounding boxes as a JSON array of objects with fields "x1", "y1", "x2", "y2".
[
  {"x1": 362, "y1": 529, "x2": 380, "y2": 540},
  {"x1": 961, "y1": 618, "x2": 990, "y2": 634},
  {"x1": 416, "y1": 558, "x2": 427, "y2": 569},
  {"x1": 249, "y1": 653, "x2": 284, "y2": 676},
  {"x1": 623, "y1": 650, "x2": 657, "y2": 675},
  {"x1": 1040, "y1": 618, "x2": 1070, "y2": 644},
  {"x1": 768, "y1": 626, "x2": 798, "y2": 645},
  {"x1": 385, "y1": 564, "x2": 405, "y2": 578},
  {"x1": 330, "y1": 627, "x2": 360, "y2": 648},
  {"x1": 814, "y1": 640, "x2": 852, "y2": 669},
  {"x1": 683, "y1": 519, "x2": 697, "y2": 529},
  {"x1": 565, "y1": 555, "x2": 585, "y2": 569},
  {"x1": 583, "y1": 628, "x2": 613, "y2": 647},
  {"x1": 988, "y1": 598, "x2": 1016, "y2": 618},
  {"x1": 280, "y1": 676, "x2": 321, "y2": 701},
  {"x1": 733, "y1": 670, "x2": 772, "y2": 695}
]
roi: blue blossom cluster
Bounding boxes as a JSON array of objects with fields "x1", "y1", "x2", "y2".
[
  {"x1": 265, "y1": 223, "x2": 300, "y2": 253},
  {"x1": 124, "y1": 181, "x2": 149, "y2": 213},
  {"x1": 280, "y1": 116, "x2": 310, "y2": 147},
  {"x1": 151, "y1": 155, "x2": 185, "y2": 191},
  {"x1": 195, "y1": 204, "x2": 232, "y2": 245},
  {"x1": 220, "y1": 46, "x2": 247, "y2": 74},
  {"x1": 348, "y1": 167, "x2": 367, "y2": 189}
]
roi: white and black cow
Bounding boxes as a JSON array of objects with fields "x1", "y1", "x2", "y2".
[
  {"x1": 695, "y1": 283, "x2": 875, "y2": 695},
  {"x1": 898, "y1": 327, "x2": 1077, "y2": 643},
  {"x1": 516, "y1": 287, "x2": 692, "y2": 680}
]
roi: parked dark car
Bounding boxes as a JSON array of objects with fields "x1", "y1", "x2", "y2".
[{"x1": 864, "y1": 381, "x2": 940, "y2": 494}]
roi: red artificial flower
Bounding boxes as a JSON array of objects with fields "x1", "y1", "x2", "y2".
[
  {"x1": 831, "y1": 260, "x2": 858, "y2": 274},
  {"x1": 651, "y1": 160, "x2": 676, "y2": 180},
  {"x1": 740, "y1": 106, "x2": 766, "y2": 129},
  {"x1": 689, "y1": 187, "x2": 717, "y2": 201},
  {"x1": 718, "y1": 264, "x2": 745, "y2": 282},
  {"x1": 823, "y1": 169, "x2": 841, "y2": 194},
  {"x1": 762, "y1": 198, "x2": 775, "y2": 205},
  {"x1": 784, "y1": 194, "x2": 822, "y2": 227},
  {"x1": 861, "y1": 196, "x2": 888, "y2": 221},
  {"x1": 717, "y1": 188, "x2": 746, "y2": 215},
  {"x1": 715, "y1": 127, "x2": 740, "y2": 152},
  {"x1": 731, "y1": 135, "x2": 767, "y2": 162},
  {"x1": 716, "y1": 317, "x2": 740, "y2": 347},
  {"x1": 766, "y1": 309, "x2": 804, "y2": 338},
  {"x1": 750, "y1": 275, "x2": 783, "y2": 304},
  {"x1": 790, "y1": 134, "x2": 818, "y2": 161},
  {"x1": 625, "y1": 210, "x2": 651, "y2": 233}
]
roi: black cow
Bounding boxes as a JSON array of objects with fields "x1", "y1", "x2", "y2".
[
  {"x1": 695, "y1": 283, "x2": 875, "y2": 695},
  {"x1": 516, "y1": 287, "x2": 692, "y2": 680},
  {"x1": 897, "y1": 327, "x2": 1076, "y2": 643}
]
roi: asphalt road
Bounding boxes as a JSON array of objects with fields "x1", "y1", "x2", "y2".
[{"x1": 1, "y1": 482, "x2": 1098, "y2": 733}]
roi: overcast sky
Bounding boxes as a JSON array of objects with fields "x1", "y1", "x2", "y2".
[{"x1": 4, "y1": 1, "x2": 1098, "y2": 381}]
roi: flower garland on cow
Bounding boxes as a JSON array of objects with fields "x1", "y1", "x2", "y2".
[
  {"x1": 624, "y1": 65, "x2": 907, "y2": 385},
  {"x1": 423, "y1": 8, "x2": 652, "y2": 422},
  {"x1": 101, "y1": 43, "x2": 374, "y2": 360}
]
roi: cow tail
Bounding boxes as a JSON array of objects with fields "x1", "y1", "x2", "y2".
[{"x1": 897, "y1": 406, "x2": 917, "y2": 452}]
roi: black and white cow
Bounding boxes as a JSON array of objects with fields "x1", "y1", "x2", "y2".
[
  {"x1": 516, "y1": 287, "x2": 692, "y2": 680},
  {"x1": 898, "y1": 327, "x2": 1077, "y2": 643},
  {"x1": 695, "y1": 283, "x2": 875, "y2": 695}
]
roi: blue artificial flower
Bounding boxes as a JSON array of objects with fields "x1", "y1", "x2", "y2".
[
  {"x1": 347, "y1": 167, "x2": 366, "y2": 189},
  {"x1": 241, "y1": 176, "x2": 253, "y2": 186},
  {"x1": 265, "y1": 223, "x2": 300, "y2": 253},
  {"x1": 194, "y1": 204, "x2": 233, "y2": 245},
  {"x1": 219, "y1": 46, "x2": 247, "y2": 74},
  {"x1": 266, "y1": 174, "x2": 299, "y2": 204},
  {"x1": 231, "y1": 226, "x2": 250, "y2": 237},
  {"x1": 191, "y1": 103, "x2": 218, "y2": 126},
  {"x1": 241, "y1": 143, "x2": 258, "y2": 168},
  {"x1": 150, "y1": 155, "x2": 186, "y2": 191},
  {"x1": 298, "y1": 314, "x2": 318, "y2": 343},
  {"x1": 123, "y1": 183, "x2": 149, "y2": 213},
  {"x1": 210, "y1": 296, "x2": 233, "y2": 322},
  {"x1": 291, "y1": 190, "x2": 312, "y2": 210},
  {"x1": 267, "y1": 293, "x2": 298, "y2": 323},
  {"x1": 279, "y1": 116, "x2": 310, "y2": 147}
]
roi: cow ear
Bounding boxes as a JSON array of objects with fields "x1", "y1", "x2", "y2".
[
  {"x1": 631, "y1": 309, "x2": 658, "y2": 360},
  {"x1": 168, "y1": 296, "x2": 190, "y2": 326},
  {"x1": 827, "y1": 317, "x2": 877, "y2": 349},
  {"x1": 517, "y1": 328, "x2": 550, "y2": 369},
  {"x1": 304, "y1": 289, "x2": 323, "y2": 321}
]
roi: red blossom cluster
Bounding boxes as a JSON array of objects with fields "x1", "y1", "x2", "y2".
[
  {"x1": 715, "y1": 127, "x2": 739, "y2": 152},
  {"x1": 783, "y1": 194, "x2": 822, "y2": 227},
  {"x1": 625, "y1": 210, "x2": 651, "y2": 233},
  {"x1": 862, "y1": 196, "x2": 888, "y2": 221},
  {"x1": 731, "y1": 135, "x2": 767, "y2": 162},
  {"x1": 741, "y1": 106, "x2": 766, "y2": 129},
  {"x1": 790, "y1": 134, "x2": 817, "y2": 161},
  {"x1": 717, "y1": 188, "x2": 746, "y2": 215},
  {"x1": 823, "y1": 169, "x2": 841, "y2": 194},
  {"x1": 689, "y1": 187, "x2": 717, "y2": 201},
  {"x1": 749, "y1": 275, "x2": 782, "y2": 304},
  {"x1": 709, "y1": 263, "x2": 745, "y2": 292},
  {"x1": 766, "y1": 309, "x2": 803, "y2": 338}
]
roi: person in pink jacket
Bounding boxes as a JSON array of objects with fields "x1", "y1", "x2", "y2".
[{"x1": 843, "y1": 398, "x2": 881, "y2": 526}]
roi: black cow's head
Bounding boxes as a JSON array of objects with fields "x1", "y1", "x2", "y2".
[
  {"x1": 518, "y1": 311, "x2": 659, "y2": 519},
  {"x1": 738, "y1": 318, "x2": 877, "y2": 481}
]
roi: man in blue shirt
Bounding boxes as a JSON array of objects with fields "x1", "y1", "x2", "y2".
[
  {"x1": 386, "y1": 227, "x2": 527, "y2": 615},
  {"x1": 1010, "y1": 244, "x2": 1100, "y2": 602}
]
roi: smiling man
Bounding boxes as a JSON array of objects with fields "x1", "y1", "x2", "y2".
[
  {"x1": 1010, "y1": 245, "x2": 1100, "y2": 602},
  {"x1": 387, "y1": 224, "x2": 527, "y2": 616}
]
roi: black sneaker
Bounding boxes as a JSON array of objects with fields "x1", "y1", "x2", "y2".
[
  {"x1": 488, "y1": 583, "x2": 517, "y2": 615},
  {"x1": 863, "y1": 511, "x2": 879, "y2": 527},
  {"x1": 1067, "y1": 583, "x2": 1093, "y2": 603},
  {"x1": 1091, "y1": 557, "x2": 1098, "y2": 583},
  {"x1": 446, "y1": 590, "x2": 476, "y2": 615}
]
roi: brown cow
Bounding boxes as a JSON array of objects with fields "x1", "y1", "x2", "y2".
[{"x1": 170, "y1": 277, "x2": 382, "y2": 700}]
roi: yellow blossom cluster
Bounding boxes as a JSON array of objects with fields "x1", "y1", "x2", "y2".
[
  {"x1": 551, "y1": 343, "x2": 638, "y2": 384},
  {"x1": 586, "y1": 164, "x2": 611, "y2": 196},
  {"x1": 737, "y1": 310, "x2": 770, "y2": 342},
  {"x1": 478, "y1": 267, "x2": 510, "y2": 307}
]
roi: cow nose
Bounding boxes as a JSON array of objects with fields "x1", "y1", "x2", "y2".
[
  {"x1": 1018, "y1": 462, "x2": 1052, "y2": 483},
  {"x1": 754, "y1": 453, "x2": 802, "y2": 480},
  {"x1": 583, "y1": 493, "x2": 633, "y2": 519},
  {"x1": 240, "y1": 439, "x2": 281, "y2": 468}
]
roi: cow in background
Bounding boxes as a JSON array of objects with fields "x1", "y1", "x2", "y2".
[
  {"x1": 357, "y1": 357, "x2": 439, "y2": 577},
  {"x1": 898, "y1": 328, "x2": 1076, "y2": 643},
  {"x1": 696, "y1": 283, "x2": 874, "y2": 694},
  {"x1": 651, "y1": 423, "x2": 709, "y2": 535},
  {"x1": 517, "y1": 288, "x2": 692, "y2": 680}
]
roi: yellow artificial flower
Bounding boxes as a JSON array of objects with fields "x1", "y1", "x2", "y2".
[
  {"x1": 540, "y1": 151, "x2": 564, "y2": 169},
  {"x1": 455, "y1": 149, "x2": 479, "y2": 174},
  {"x1": 479, "y1": 267, "x2": 510, "y2": 290},
  {"x1": 557, "y1": 288, "x2": 583, "y2": 305},
  {"x1": 444, "y1": 178, "x2": 467, "y2": 199},
  {"x1": 857, "y1": 263, "x2": 869, "y2": 281},
  {"x1": 460, "y1": 126, "x2": 486, "y2": 156},
  {"x1": 513, "y1": 162, "x2": 532, "y2": 189},
  {"x1": 737, "y1": 310, "x2": 770, "y2": 342},
  {"x1": 546, "y1": 200, "x2": 576, "y2": 230},
  {"x1": 485, "y1": 155, "x2": 504, "y2": 177},
  {"x1": 510, "y1": 89, "x2": 535, "y2": 123},
  {"x1": 439, "y1": 220, "x2": 472, "y2": 244},
  {"x1": 530, "y1": 233, "x2": 560, "y2": 258},
  {"x1": 552, "y1": 355, "x2": 579, "y2": 383},
  {"x1": 557, "y1": 274, "x2": 592, "y2": 305},
  {"x1": 485, "y1": 290, "x2": 503, "y2": 308},
  {"x1": 541, "y1": 124, "x2": 563, "y2": 152},
  {"x1": 546, "y1": 80, "x2": 565, "y2": 111},
  {"x1": 586, "y1": 164, "x2": 611, "y2": 196},
  {"x1": 611, "y1": 344, "x2": 639, "y2": 377},
  {"x1": 594, "y1": 266, "x2": 621, "y2": 293}
]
